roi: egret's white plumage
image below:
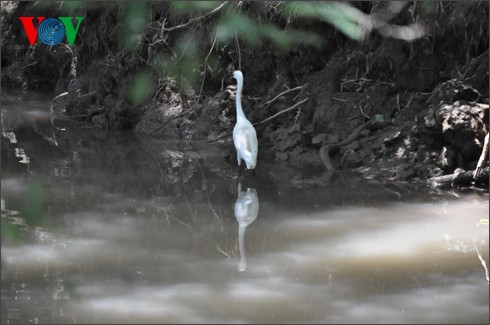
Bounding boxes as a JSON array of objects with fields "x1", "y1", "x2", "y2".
[{"x1": 232, "y1": 70, "x2": 258, "y2": 171}]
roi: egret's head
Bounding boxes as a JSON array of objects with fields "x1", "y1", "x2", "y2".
[{"x1": 232, "y1": 70, "x2": 243, "y2": 83}]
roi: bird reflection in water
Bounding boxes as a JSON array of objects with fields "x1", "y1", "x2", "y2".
[{"x1": 234, "y1": 181, "x2": 259, "y2": 271}]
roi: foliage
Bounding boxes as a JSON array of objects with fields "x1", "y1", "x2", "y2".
[
  {"x1": 283, "y1": 1, "x2": 364, "y2": 40},
  {"x1": 121, "y1": 1, "x2": 149, "y2": 51},
  {"x1": 215, "y1": 10, "x2": 323, "y2": 49},
  {"x1": 117, "y1": 1, "x2": 432, "y2": 104},
  {"x1": 12, "y1": 1, "x2": 432, "y2": 104},
  {"x1": 127, "y1": 70, "x2": 156, "y2": 105},
  {"x1": 121, "y1": 1, "x2": 372, "y2": 102}
]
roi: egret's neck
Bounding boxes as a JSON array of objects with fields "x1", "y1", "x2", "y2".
[{"x1": 235, "y1": 78, "x2": 246, "y2": 121}]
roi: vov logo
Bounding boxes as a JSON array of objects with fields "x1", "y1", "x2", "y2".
[{"x1": 19, "y1": 16, "x2": 84, "y2": 46}]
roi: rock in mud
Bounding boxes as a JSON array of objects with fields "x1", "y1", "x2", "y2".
[{"x1": 437, "y1": 101, "x2": 488, "y2": 161}]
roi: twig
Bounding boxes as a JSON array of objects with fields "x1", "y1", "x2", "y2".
[
  {"x1": 235, "y1": 33, "x2": 241, "y2": 71},
  {"x1": 67, "y1": 107, "x2": 105, "y2": 118},
  {"x1": 358, "y1": 104, "x2": 370, "y2": 119},
  {"x1": 198, "y1": 29, "x2": 219, "y2": 101},
  {"x1": 165, "y1": 1, "x2": 228, "y2": 31},
  {"x1": 474, "y1": 243, "x2": 489, "y2": 283},
  {"x1": 291, "y1": 81, "x2": 305, "y2": 101},
  {"x1": 254, "y1": 98, "x2": 309, "y2": 126},
  {"x1": 265, "y1": 85, "x2": 304, "y2": 106},
  {"x1": 404, "y1": 92, "x2": 415, "y2": 109},
  {"x1": 79, "y1": 91, "x2": 97, "y2": 101},
  {"x1": 137, "y1": 53, "x2": 162, "y2": 76},
  {"x1": 396, "y1": 93, "x2": 400, "y2": 112},
  {"x1": 21, "y1": 61, "x2": 39, "y2": 69},
  {"x1": 473, "y1": 133, "x2": 489, "y2": 179},
  {"x1": 50, "y1": 92, "x2": 68, "y2": 111}
]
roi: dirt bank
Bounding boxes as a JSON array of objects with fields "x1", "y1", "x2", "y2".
[{"x1": 2, "y1": 1, "x2": 488, "y2": 188}]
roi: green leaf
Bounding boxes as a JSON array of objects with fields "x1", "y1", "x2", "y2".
[
  {"x1": 1, "y1": 219, "x2": 22, "y2": 243},
  {"x1": 121, "y1": 1, "x2": 149, "y2": 51},
  {"x1": 171, "y1": 1, "x2": 221, "y2": 14},
  {"x1": 261, "y1": 24, "x2": 323, "y2": 50},
  {"x1": 284, "y1": 2, "x2": 363, "y2": 40},
  {"x1": 420, "y1": 0, "x2": 437, "y2": 14},
  {"x1": 128, "y1": 71, "x2": 154, "y2": 105},
  {"x1": 59, "y1": 1, "x2": 87, "y2": 13},
  {"x1": 217, "y1": 12, "x2": 259, "y2": 46},
  {"x1": 374, "y1": 114, "x2": 390, "y2": 123}
]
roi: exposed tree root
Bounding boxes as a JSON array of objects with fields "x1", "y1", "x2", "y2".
[
  {"x1": 319, "y1": 119, "x2": 387, "y2": 172},
  {"x1": 429, "y1": 167, "x2": 489, "y2": 188}
]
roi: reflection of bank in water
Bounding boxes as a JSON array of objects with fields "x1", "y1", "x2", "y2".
[{"x1": 234, "y1": 182, "x2": 259, "y2": 272}]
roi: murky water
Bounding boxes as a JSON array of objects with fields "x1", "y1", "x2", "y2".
[{"x1": 2, "y1": 92, "x2": 489, "y2": 324}]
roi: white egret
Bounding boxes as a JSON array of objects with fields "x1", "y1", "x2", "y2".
[{"x1": 232, "y1": 70, "x2": 258, "y2": 175}]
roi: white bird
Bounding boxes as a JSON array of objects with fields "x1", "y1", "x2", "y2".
[
  {"x1": 232, "y1": 70, "x2": 258, "y2": 175},
  {"x1": 234, "y1": 181, "x2": 259, "y2": 271}
]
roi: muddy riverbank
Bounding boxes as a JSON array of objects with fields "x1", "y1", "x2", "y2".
[{"x1": 2, "y1": 1, "x2": 488, "y2": 187}]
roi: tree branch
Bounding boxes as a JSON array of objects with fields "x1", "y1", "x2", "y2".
[
  {"x1": 165, "y1": 1, "x2": 228, "y2": 32},
  {"x1": 265, "y1": 85, "x2": 305, "y2": 106},
  {"x1": 254, "y1": 98, "x2": 309, "y2": 126}
]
